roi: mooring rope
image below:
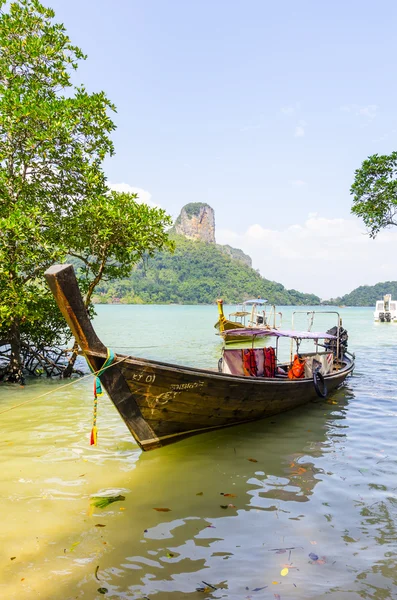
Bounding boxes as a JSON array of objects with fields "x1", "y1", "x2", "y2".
[{"x1": 0, "y1": 354, "x2": 130, "y2": 416}]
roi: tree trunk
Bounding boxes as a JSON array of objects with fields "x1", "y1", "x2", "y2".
[
  {"x1": 62, "y1": 340, "x2": 79, "y2": 378},
  {"x1": 6, "y1": 320, "x2": 24, "y2": 384}
]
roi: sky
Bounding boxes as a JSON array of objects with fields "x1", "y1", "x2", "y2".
[{"x1": 49, "y1": 0, "x2": 397, "y2": 299}]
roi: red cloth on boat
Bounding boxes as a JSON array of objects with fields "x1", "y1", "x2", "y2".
[
  {"x1": 242, "y1": 347, "x2": 276, "y2": 377},
  {"x1": 243, "y1": 349, "x2": 257, "y2": 376},
  {"x1": 263, "y1": 347, "x2": 276, "y2": 378}
]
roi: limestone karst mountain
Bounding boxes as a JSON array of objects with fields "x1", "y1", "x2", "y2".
[
  {"x1": 174, "y1": 203, "x2": 215, "y2": 243},
  {"x1": 173, "y1": 203, "x2": 252, "y2": 267},
  {"x1": 94, "y1": 203, "x2": 320, "y2": 305}
]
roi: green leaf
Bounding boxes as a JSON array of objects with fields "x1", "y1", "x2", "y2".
[{"x1": 90, "y1": 495, "x2": 125, "y2": 509}]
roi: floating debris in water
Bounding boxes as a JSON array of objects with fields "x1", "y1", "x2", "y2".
[
  {"x1": 69, "y1": 541, "x2": 80, "y2": 552},
  {"x1": 269, "y1": 546, "x2": 302, "y2": 552},
  {"x1": 196, "y1": 580, "x2": 217, "y2": 592},
  {"x1": 91, "y1": 495, "x2": 125, "y2": 509},
  {"x1": 202, "y1": 581, "x2": 217, "y2": 590}
]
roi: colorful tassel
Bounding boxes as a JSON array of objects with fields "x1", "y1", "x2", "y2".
[
  {"x1": 90, "y1": 425, "x2": 98, "y2": 446},
  {"x1": 87, "y1": 348, "x2": 115, "y2": 447}
]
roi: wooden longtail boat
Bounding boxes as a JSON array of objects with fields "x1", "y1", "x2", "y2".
[
  {"x1": 214, "y1": 299, "x2": 247, "y2": 333},
  {"x1": 215, "y1": 298, "x2": 282, "y2": 343},
  {"x1": 45, "y1": 265, "x2": 354, "y2": 452}
]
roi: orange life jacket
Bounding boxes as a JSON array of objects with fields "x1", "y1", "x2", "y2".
[
  {"x1": 288, "y1": 354, "x2": 306, "y2": 380},
  {"x1": 243, "y1": 349, "x2": 257, "y2": 377}
]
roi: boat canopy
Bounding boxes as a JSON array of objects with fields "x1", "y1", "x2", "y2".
[
  {"x1": 225, "y1": 328, "x2": 337, "y2": 340},
  {"x1": 243, "y1": 298, "x2": 268, "y2": 305}
]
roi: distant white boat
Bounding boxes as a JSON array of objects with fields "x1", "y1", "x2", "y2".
[{"x1": 374, "y1": 294, "x2": 397, "y2": 322}]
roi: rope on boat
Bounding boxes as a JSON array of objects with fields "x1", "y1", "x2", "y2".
[
  {"x1": 0, "y1": 353, "x2": 129, "y2": 419},
  {"x1": 87, "y1": 348, "x2": 115, "y2": 446}
]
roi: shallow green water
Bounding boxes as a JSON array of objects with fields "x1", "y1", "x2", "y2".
[{"x1": 1, "y1": 305, "x2": 397, "y2": 599}]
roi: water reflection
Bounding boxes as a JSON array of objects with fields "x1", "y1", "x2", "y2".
[
  {"x1": 71, "y1": 397, "x2": 350, "y2": 600},
  {"x1": 2, "y1": 306, "x2": 397, "y2": 599},
  {"x1": 335, "y1": 497, "x2": 397, "y2": 599},
  {"x1": 1, "y1": 381, "x2": 350, "y2": 600}
]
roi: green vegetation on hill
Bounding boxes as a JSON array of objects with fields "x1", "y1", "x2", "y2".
[
  {"x1": 219, "y1": 244, "x2": 252, "y2": 267},
  {"x1": 326, "y1": 281, "x2": 397, "y2": 307},
  {"x1": 184, "y1": 202, "x2": 211, "y2": 218},
  {"x1": 94, "y1": 235, "x2": 320, "y2": 305}
]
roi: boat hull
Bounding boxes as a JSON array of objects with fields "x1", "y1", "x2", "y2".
[
  {"x1": 220, "y1": 328, "x2": 270, "y2": 344},
  {"x1": 214, "y1": 317, "x2": 246, "y2": 332},
  {"x1": 87, "y1": 351, "x2": 354, "y2": 451},
  {"x1": 44, "y1": 264, "x2": 354, "y2": 453}
]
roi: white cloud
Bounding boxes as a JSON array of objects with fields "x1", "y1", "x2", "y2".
[
  {"x1": 294, "y1": 120, "x2": 306, "y2": 137},
  {"x1": 217, "y1": 216, "x2": 397, "y2": 299},
  {"x1": 291, "y1": 179, "x2": 306, "y2": 187},
  {"x1": 281, "y1": 105, "x2": 295, "y2": 116},
  {"x1": 341, "y1": 104, "x2": 378, "y2": 120},
  {"x1": 358, "y1": 105, "x2": 377, "y2": 119},
  {"x1": 281, "y1": 103, "x2": 300, "y2": 116},
  {"x1": 108, "y1": 182, "x2": 159, "y2": 207}
]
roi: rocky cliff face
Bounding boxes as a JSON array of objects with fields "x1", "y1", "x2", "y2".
[
  {"x1": 174, "y1": 203, "x2": 215, "y2": 243},
  {"x1": 173, "y1": 202, "x2": 252, "y2": 267}
]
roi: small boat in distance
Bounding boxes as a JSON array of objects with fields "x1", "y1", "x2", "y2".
[
  {"x1": 374, "y1": 294, "x2": 397, "y2": 323},
  {"x1": 215, "y1": 298, "x2": 282, "y2": 343},
  {"x1": 45, "y1": 265, "x2": 354, "y2": 452}
]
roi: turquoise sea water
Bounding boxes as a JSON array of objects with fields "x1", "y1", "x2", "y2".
[{"x1": 1, "y1": 305, "x2": 397, "y2": 599}]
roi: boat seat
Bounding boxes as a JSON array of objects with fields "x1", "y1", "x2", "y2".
[
  {"x1": 222, "y1": 349, "x2": 246, "y2": 376},
  {"x1": 221, "y1": 348, "x2": 275, "y2": 377}
]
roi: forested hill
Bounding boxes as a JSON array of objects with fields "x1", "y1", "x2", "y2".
[
  {"x1": 94, "y1": 235, "x2": 321, "y2": 305},
  {"x1": 326, "y1": 281, "x2": 397, "y2": 307}
]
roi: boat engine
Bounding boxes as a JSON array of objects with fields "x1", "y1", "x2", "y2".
[
  {"x1": 385, "y1": 312, "x2": 391, "y2": 322},
  {"x1": 324, "y1": 326, "x2": 348, "y2": 361},
  {"x1": 379, "y1": 312, "x2": 385, "y2": 322}
]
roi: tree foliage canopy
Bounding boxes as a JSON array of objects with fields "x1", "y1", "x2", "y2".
[
  {"x1": 0, "y1": 0, "x2": 173, "y2": 380},
  {"x1": 0, "y1": 0, "x2": 115, "y2": 345},
  {"x1": 68, "y1": 191, "x2": 174, "y2": 305},
  {"x1": 351, "y1": 152, "x2": 397, "y2": 237}
]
